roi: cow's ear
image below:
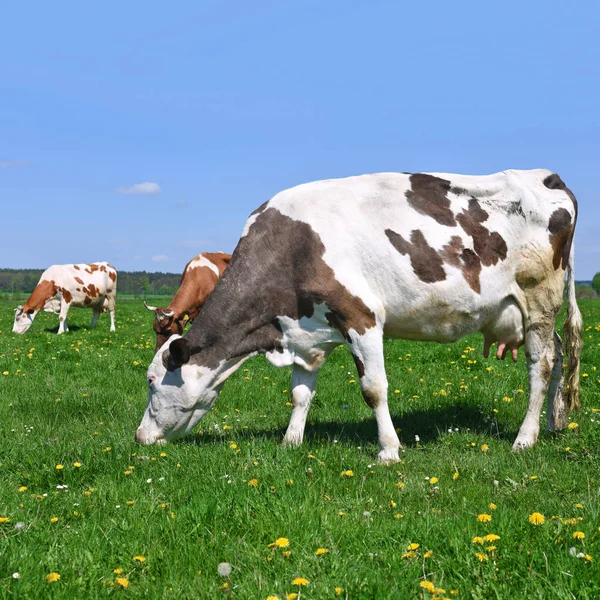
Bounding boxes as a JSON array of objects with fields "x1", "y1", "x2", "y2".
[{"x1": 163, "y1": 338, "x2": 191, "y2": 371}]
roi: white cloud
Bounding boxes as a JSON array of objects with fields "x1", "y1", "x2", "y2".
[
  {"x1": 117, "y1": 182, "x2": 161, "y2": 195},
  {"x1": 0, "y1": 160, "x2": 29, "y2": 168},
  {"x1": 151, "y1": 254, "x2": 170, "y2": 262},
  {"x1": 177, "y1": 240, "x2": 212, "y2": 249}
]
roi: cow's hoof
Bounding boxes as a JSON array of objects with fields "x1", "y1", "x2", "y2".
[
  {"x1": 512, "y1": 437, "x2": 536, "y2": 451},
  {"x1": 282, "y1": 433, "x2": 303, "y2": 447},
  {"x1": 377, "y1": 448, "x2": 401, "y2": 464}
]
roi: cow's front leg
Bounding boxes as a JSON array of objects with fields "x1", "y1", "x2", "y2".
[
  {"x1": 283, "y1": 365, "x2": 319, "y2": 447},
  {"x1": 513, "y1": 327, "x2": 554, "y2": 450},
  {"x1": 350, "y1": 328, "x2": 401, "y2": 463},
  {"x1": 57, "y1": 300, "x2": 71, "y2": 334},
  {"x1": 547, "y1": 332, "x2": 568, "y2": 431}
]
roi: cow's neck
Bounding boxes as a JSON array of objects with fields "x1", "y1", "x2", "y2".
[{"x1": 23, "y1": 280, "x2": 57, "y2": 312}]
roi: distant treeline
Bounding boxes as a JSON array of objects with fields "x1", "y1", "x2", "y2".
[{"x1": 0, "y1": 269, "x2": 181, "y2": 298}]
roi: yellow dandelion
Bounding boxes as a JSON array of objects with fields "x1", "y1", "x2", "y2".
[
  {"x1": 486, "y1": 546, "x2": 497, "y2": 552},
  {"x1": 133, "y1": 555, "x2": 146, "y2": 563},
  {"x1": 401, "y1": 551, "x2": 416, "y2": 559},
  {"x1": 483, "y1": 533, "x2": 500, "y2": 543},
  {"x1": 477, "y1": 513, "x2": 492, "y2": 523},
  {"x1": 452, "y1": 471, "x2": 459, "y2": 480},
  {"x1": 282, "y1": 551, "x2": 291, "y2": 558},
  {"x1": 340, "y1": 470, "x2": 354, "y2": 477},
  {"x1": 395, "y1": 482, "x2": 405, "y2": 488},
  {"x1": 338, "y1": 511, "x2": 345, "y2": 517},
  {"x1": 584, "y1": 555, "x2": 593, "y2": 562},
  {"x1": 287, "y1": 594, "x2": 298, "y2": 600},
  {"x1": 73, "y1": 462, "x2": 82, "y2": 468},
  {"x1": 266, "y1": 596, "x2": 280, "y2": 600},
  {"x1": 567, "y1": 422, "x2": 579, "y2": 429},
  {"x1": 489, "y1": 503, "x2": 497, "y2": 510},
  {"x1": 50, "y1": 517, "x2": 58, "y2": 524},
  {"x1": 0, "y1": 517, "x2": 10, "y2": 524},
  {"x1": 268, "y1": 537, "x2": 290, "y2": 548},
  {"x1": 315, "y1": 548, "x2": 328, "y2": 556},
  {"x1": 475, "y1": 552, "x2": 488, "y2": 562},
  {"x1": 575, "y1": 503, "x2": 584, "y2": 509},
  {"x1": 394, "y1": 513, "x2": 404, "y2": 519},
  {"x1": 407, "y1": 542, "x2": 420, "y2": 551},
  {"x1": 248, "y1": 479, "x2": 259, "y2": 487},
  {"x1": 573, "y1": 531, "x2": 585, "y2": 540},
  {"x1": 114, "y1": 568, "x2": 123, "y2": 575},
  {"x1": 116, "y1": 578, "x2": 129, "y2": 588},
  {"x1": 420, "y1": 581, "x2": 436, "y2": 592},
  {"x1": 481, "y1": 444, "x2": 489, "y2": 452},
  {"x1": 430, "y1": 477, "x2": 439, "y2": 484},
  {"x1": 335, "y1": 589, "x2": 344, "y2": 597},
  {"x1": 472, "y1": 536, "x2": 484, "y2": 545},
  {"x1": 390, "y1": 500, "x2": 397, "y2": 508},
  {"x1": 424, "y1": 550, "x2": 434, "y2": 559},
  {"x1": 45, "y1": 572, "x2": 60, "y2": 583},
  {"x1": 291, "y1": 577, "x2": 309, "y2": 586},
  {"x1": 55, "y1": 464, "x2": 64, "y2": 471},
  {"x1": 18, "y1": 486, "x2": 27, "y2": 492},
  {"x1": 529, "y1": 512, "x2": 545, "y2": 525}
]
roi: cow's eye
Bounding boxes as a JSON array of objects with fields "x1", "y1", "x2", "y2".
[{"x1": 147, "y1": 375, "x2": 156, "y2": 387}]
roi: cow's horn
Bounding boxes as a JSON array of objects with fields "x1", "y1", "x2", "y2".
[
  {"x1": 161, "y1": 309, "x2": 175, "y2": 318},
  {"x1": 15, "y1": 305, "x2": 23, "y2": 311},
  {"x1": 143, "y1": 301, "x2": 157, "y2": 311}
]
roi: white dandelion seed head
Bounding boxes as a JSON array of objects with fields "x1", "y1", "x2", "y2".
[
  {"x1": 217, "y1": 562, "x2": 232, "y2": 577},
  {"x1": 12, "y1": 572, "x2": 20, "y2": 579},
  {"x1": 14, "y1": 522, "x2": 25, "y2": 530},
  {"x1": 415, "y1": 435, "x2": 420, "y2": 442}
]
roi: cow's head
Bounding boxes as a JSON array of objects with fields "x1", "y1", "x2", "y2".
[
  {"x1": 144, "y1": 301, "x2": 185, "y2": 351},
  {"x1": 135, "y1": 336, "x2": 247, "y2": 445},
  {"x1": 12, "y1": 305, "x2": 38, "y2": 334}
]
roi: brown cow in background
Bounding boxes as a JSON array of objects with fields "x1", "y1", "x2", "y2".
[{"x1": 144, "y1": 252, "x2": 230, "y2": 351}]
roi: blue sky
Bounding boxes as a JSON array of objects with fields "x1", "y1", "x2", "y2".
[{"x1": 1, "y1": 1, "x2": 599, "y2": 277}]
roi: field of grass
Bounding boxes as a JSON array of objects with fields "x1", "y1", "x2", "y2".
[{"x1": 1, "y1": 297, "x2": 599, "y2": 599}]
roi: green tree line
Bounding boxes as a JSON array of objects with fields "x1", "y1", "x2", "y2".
[{"x1": 0, "y1": 269, "x2": 181, "y2": 298}]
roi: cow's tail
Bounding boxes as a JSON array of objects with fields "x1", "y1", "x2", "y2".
[{"x1": 563, "y1": 240, "x2": 583, "y2": 412}]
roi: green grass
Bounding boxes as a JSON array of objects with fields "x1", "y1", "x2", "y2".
[{"x1": 1, "y1": 299, "x2": 599, "y2": 599}]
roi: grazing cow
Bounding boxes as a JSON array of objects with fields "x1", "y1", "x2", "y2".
[
  {"x1": 13, "y1": 262, "x2": 117, "y2": 334},
  {"x1": 144, "y1": 252, "x2": 231, "y2": 351},
  {"x1": 136, "y1": 169, "x2": 582, "y2": 462}
]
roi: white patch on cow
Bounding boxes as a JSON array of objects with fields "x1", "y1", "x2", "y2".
[
  {"x1": 240, "y1": 212, "x2": 261, "y2": 238},
  {"x1": 187, "y1": 254, "x2": 220, "y2": 277}
]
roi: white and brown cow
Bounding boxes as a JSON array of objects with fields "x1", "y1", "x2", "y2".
[
  {"x1": 144, "y1": 252, "x2": 231, "y2": 351},
  {"x1": 136, "y1": 169, "x2": 582, "y2": 462},
  {"x1": 13, "y1": 262, "x2": 117, "y2": 334}
]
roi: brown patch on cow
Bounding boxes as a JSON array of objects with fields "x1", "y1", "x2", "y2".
[
  {"x1": 108, "y1": 270, "x2": 117, "y2": 282},
  {"x1": 385, "y1": 229, "x2": 446, "y2": 284},
  {"x1": 74, "y1": 277, "x2": 84, "y2": 285},
  {"x1": 353, "y1": 355, "x2": 366, "y2": 378},
  {"x1": 87, "y1": 264, "x2": 100, "y2": 272},
  {"x1": 544, "y1": 173, "x2": 578, "y2": 270},
  {"x1": 74, "y1": 265, "x2": 80, "y2": 270},
  {"x1": 61, "y1": 288, "x2": 73, "y2": 303},
  {"x1": 22, "y1": 279, "x2": 58, "y2": 312},
  {"x1": 440, "y1": 236, "x2": 482, "y2": 293},
  {"x1": 100, "y1": 265, "x2": 106, "y2": 272},
  {"x1": 406, "y1": 174, "x2": 457, "y2": 227},
  {"x1": 362, "y1": 388, "x2": 380, "y2": 409},
  {"x1": 456, "y1": 198, "x2": 508, "y2": 266},
  {"x1": 84, "y1": 296, "x2": 92, "y2": 305},
  {"x1": 548, "y1": 208, "x2": 573, "y2": 270},
  {"x1": 166, "y1": 208, "x2": 377, "y2": 370},
  {"x1": 87, "y1": 284, "x2": 99, "y2": 298}
]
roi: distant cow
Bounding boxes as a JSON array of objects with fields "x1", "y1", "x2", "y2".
[
  {"x1": 13, "y1": 262, "x2": 117, "y2": 334},
  {"x1": 136, "y1": 170, "x2": 582, "y2": 463},
  {"x1": 144, "y1": 252, "x2": 231, "y2": 351}
]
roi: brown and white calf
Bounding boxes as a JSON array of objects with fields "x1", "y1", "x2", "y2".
[
  {"x1": 136, "y1": 169, "x2": 582, "y2": 462},
  {"x1": 144, "y1": 252, "x2": 231, "y2": 351},
  {"x1": 13, "y1": 262, "x2": 117, "y2": 334}
]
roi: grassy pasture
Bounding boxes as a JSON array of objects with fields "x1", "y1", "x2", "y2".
[{"x1": 0, "y1": 298, "x2": 599, "y2": 599}]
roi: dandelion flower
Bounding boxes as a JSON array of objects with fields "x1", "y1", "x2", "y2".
[
  {"x1": 424, "y1": 550, "x2": 434, "y2": 559},
  {"x1": 475, "y1": 552, "x2": 488, "y2": 562},
  {"x1": 483, "y1": 533, "x2": 500, "y2": 543},
  {"x1": 315, "y1": 548, "x2": 328, "y2": 556},
  {"x1": 573, "y1": 531, "x2": 585, "y2": 540},
  {"x1": 420, "y1": 581, "x2": 436, "y2": 592},
  {"x1": 430, "y1": 477, "x2": 439, "y2": 484},
  {"x1": 73, "y1": 462, "x2": 82, "y2": 468},
  {"x1": 287, "y1": 594, "x2": 298, "y2": 600},
  {"x1": 340, "y1": 470, "x2": 354, "y2": 477},
  {"x1": 0, "y1": 517, "x2": 10, "y2": 524},
  {"x1": 268, "y1": 538, "x2": 290, "y2": 548},
  {"x1": 248, "y1": 479, "x2": 258, "y2": 487},
  {"x1": 472, "y1": 536, "x2": 484, "y2": 545},
  {"x1": 401, "y1": 551, "x2": 416, "y2": 559},
  {"x1": 335, "y1": 589, "x2": 344, "y2": 597},
  {"x1": 18, "y1": 486, "x2": 27, "y2": 492},
  {"x1": 291, "y1": 577, "x2": 309, "y2": 586},
  {"x1": 133, "y1": 555, "x2": 146, "y2": 563},
  {"x1": 217, "y1": 562, "x2": 232, "y2": 577},
  {"x1": 452, "y1": 472, "x2": 459, "y2": 480},
  {"x1": 50, "y1": 517, "x2": 58, "y2": 524},
  {"x1": 529, "y1": 513, "x2": 545, "y2": 526},
  {"x1": 489, "y1": 503, "x2": 497, "y2": 510},
  {"x1": 114, "y1": 569, "x2": 123, "y2": 575},
  {"x1": 395, "y1": 482, "x2": 405, "y2": 488},
  {"x1": 481, "y1": 444, "x2": 489, "y2": 452},
  {"x1": 115, "y1": 578, "x2": 129, "y2": 588},
  {"x1": 55, "y1": 465, "x2": 64, "y2": 471},
  {"x1": 584, "y1": 555, "x2": 593, "y2": 562},
  {"x1": 477, "y1": 513, "x2": 492, "y2": 523},
  {"x1": 407, "y1": 542, "x2": 420, "y2": 551},
  {"x1": 45, "y1": 572, "x2": 60, "y2": 583},
  {"x1": 567, "y1": 422, "x2": 579, "y2": 429}
]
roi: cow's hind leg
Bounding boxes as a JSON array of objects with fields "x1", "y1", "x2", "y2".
[
  {"x1": 90, "y1": 308, "x2": 101, "y2": 328},
  {"x1": 283, "y1": 365, "x2": 320, "y2": 447},
  {"x1": 107, "y1": 293, "x2": 116, "y2": 332},
  {"x1": 547, "y1": 332, "x2": 568, "y2": 432},
  {"x1": 349, "y1": 328, "x2": 401, "y2": 463},
  {"x1": 513, "y1": 324, "x2": 556, "y2": 450}
]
